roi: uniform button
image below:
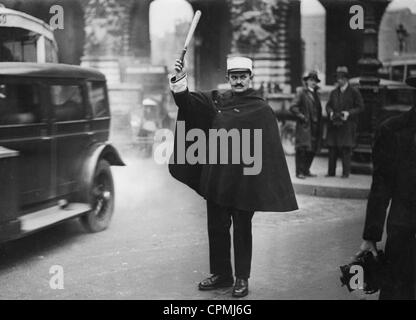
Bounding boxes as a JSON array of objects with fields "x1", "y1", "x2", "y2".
[
  {"x1": 234, "y1": 108, "x2": 240, "y2": 113},
  {"x1": 218, "y1": 110, "x2": 222, "y2": 113}
]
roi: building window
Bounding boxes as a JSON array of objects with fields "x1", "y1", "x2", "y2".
[{"x1": 50, "y1": 85, "x2": 84, "y2": 121}]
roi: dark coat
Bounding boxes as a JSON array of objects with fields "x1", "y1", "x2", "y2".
[
  {"x1": 363, "y1": 107, "x2": 416, "y2": 242},
  {"x1": 169, "y1": 88, "x2": 298, "y2": 213},
  {"x1": 290, "y1": 87, "x2": 322, "y2": 151},
  {"x1": 326, "y1": 84, "x2": 364, "y2": 147}
]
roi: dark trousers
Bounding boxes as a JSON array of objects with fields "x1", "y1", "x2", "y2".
[
  {"x1": 379, "y1": 227, "x2": 416, "y2": 300},
  {"x1": 207, "y1": 201, "x2": 255, "y2": 279},
  {"x1": 295, "y1": 147, "x2": 315, "y2": 176},
  {"x1": 327, "y1": 146, "x2": 352, "y2": 176}
]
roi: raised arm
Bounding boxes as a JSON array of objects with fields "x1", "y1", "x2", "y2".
[{"x1": 169, "y1": 59, "x2": 212, "y2": 113}]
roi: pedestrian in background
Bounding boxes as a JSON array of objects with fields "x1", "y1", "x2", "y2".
[
  {"x1": 325, "y1": 66, "x2": 364, "y2": 178},
  {"x1": 290, "y1": 71, "x2": 322, "y2": 179},
  {"x1": 357, "y1": 75, "x2": 416, "y2": 299}
]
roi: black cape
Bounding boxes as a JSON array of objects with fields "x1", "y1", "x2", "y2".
[{"x1": 169, "y1": 88, "x2": 298, "y2": 212}]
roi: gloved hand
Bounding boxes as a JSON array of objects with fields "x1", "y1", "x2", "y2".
[
  {"x1": 341, "y1": 111, "x2": 350, "y2": 121},
  {"x1": 299, "y1": 114, "x2": 307, "y2": 124},
  {"x1": 174, "y1": 59, "x2": 185, "y2": 80},
  {"x1": 356, "y1": 240, "x2": 378, "y2": 259}
]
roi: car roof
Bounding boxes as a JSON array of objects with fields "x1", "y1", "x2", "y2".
[
  {"x1": 0, "y1": 62, "x2": 106, "y2": 81},
  {"x1": 0, "y1": 7, "x2": 56, "y2": 42},
  {"x1": 349, "y1": 77, "x2": 415, "y2": 89}
]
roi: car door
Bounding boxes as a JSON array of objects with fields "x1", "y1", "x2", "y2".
[
  {"x1": 0, "y1": 77, "x2": 53, "y2": 209},
  {"x1": 48, "y1": 79, "x2": 92, "y2": 198}
]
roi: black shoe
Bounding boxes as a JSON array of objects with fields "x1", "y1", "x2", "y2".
[
  {"x1": 296, "y1": 173, "x2": 306, "y2": 179},
  {"x1": 232, "y1": 278, "x2": 248, "y2": 298},
  {"x1": 341, "y1": 174, "x2": 349, "y2": 179},
  {"x1": 198, "y1": 274, "x2": 234, "y2": 291},
  {"x1": 325, "y1": 174, "x2": 335, "y2": 178},
  {"x1": 305, "y1": 172, "x2": 317, "y2": 177}
]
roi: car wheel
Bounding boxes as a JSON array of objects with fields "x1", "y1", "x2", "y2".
[
  {"x1": 280, "y1": 122, "x2": 296, "y2": 156},
  {"x1": 81, "y1": 160, "x2": 114, "y2": 233}
]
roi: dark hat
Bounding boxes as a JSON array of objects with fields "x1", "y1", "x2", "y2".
[
  {"x1": 405, "y1": 76, "x2": 416, "y2": 88},
  {"x1": 303, "y1": 71, "x2": 321, "y2": 83},
  {"x1": 335, "y1": 66, "x2": 349, "y2": 78}
]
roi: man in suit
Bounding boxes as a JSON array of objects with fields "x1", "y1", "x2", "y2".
[
  {"x1": 169, "y1": 57, "x2": 298, "y2": 298},
  {"x1": 357, "y1": 75, "x2": 416, "y2": 299},
  {"x1": 290, "y1": 71, "x2": 322, "y2": 179},
  {"x1": 326, "y1": 66, "x2": 364, "y2": 178}
]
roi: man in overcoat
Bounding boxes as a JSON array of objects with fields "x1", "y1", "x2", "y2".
[
  {"x1": 290, "y1": 71, "x2": 322, "y2": 179},
  {"x1": 168, "y1": 57, "x2": 298, "y2": 298},
  {"x1": 326, "y1": 66, "x2": 364, "y2": 178},
  {"x1": 357, "y1": 76, "x2": 416, "y2": 299}
]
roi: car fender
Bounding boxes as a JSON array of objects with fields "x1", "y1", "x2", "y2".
[{"x1": 76, "y1": 142, "x2": 125, "y2": 203}]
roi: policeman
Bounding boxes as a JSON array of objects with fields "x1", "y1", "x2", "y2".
[{"x1": 169, "y1": 57, "x2": 298, "y2": 298}]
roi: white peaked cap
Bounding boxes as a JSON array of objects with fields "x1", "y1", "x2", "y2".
[
  {"x1": 227, "y1": 57, "x2": 253, "y2": 73},
  {"x1": 142, "y1": 98, "x2": 157, "y2": 106}
]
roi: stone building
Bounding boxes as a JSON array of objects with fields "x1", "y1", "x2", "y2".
[
  {"x1": 379, "y1": 2, "x2": 416, "y2": 62},
  {"x1": 0, "y1": 0, "x2": 302, "y2": 91},
  {"x1": 0, "y1": 0, "x2": 394, "y2": 88}
]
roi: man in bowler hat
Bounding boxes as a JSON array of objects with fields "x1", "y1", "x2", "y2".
[
  {"x1": 326, "y1": 66, "x2": 364, "y2": 178},
  {"x1": 290, "y1": 71, "x2": 323, "y2": 179}
]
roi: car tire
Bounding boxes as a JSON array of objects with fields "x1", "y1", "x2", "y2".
[{"x1": 81, "y1": 160, "x2": 114, "y2": 233}]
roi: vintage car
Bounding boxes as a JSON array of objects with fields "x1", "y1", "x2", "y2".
[
  {"x1": 0, "y1": 62, "x2": 125, "y2": 243},
  {"x1": 349, "y1": 77, "x2": 416, "y2": 173}
]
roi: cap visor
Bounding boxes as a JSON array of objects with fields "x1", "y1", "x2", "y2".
[{"x1": 228, "y1": 68, "x2": 251, "y2": 73}]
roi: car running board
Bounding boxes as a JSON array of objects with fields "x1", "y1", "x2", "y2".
[{"x1": 19, "y1": 203, "x2": 91, "y2": 232}]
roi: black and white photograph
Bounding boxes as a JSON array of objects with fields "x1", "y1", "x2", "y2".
[{"x1": 0, "y1": 0, "x2": 415, "y2": 307}]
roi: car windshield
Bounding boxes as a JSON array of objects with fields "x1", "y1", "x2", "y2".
[
  {"x1": 0, "y1": 82, "x2": 40, "y2": 125},
  {"x1": 0, "y1": 27, "x2": 38, "y2": 62}
]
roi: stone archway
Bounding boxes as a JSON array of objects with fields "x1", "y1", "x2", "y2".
[
  {"x1": 301, "y1": 0, "x2": 326, "y2": 84},
  {"x1": 128, "y1": 0, "x2": 152, "y2": 60}
]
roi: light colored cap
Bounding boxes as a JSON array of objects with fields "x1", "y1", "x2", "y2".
[
  {"x1": 227, "y1": 57, "x2": 253, "y2": 73},
  {"x1": 142, "y1": 98, "x2": 158, "y2": 106}
]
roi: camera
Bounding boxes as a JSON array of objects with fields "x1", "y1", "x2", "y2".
[
  {"x1": 339, "y1": 250, "x2": 390, "y2": 294},
  {"x1": 331, "y1": 112, "x2": 345, "y2": 127}
]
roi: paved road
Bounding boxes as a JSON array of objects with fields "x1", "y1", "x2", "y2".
[{"x1": 0, "y1": 152, "x2": 378, "y2": 300}]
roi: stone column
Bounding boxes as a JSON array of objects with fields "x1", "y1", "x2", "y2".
[
  {"x1": 228, "y1": 0, "x2": 291, "y2": 92},
  {"x1": 81, "y1": 0, "x2": 143, "y2": 146},
  {"x1": 81, "y1": 0, "x2": 134, "y2": 84}
]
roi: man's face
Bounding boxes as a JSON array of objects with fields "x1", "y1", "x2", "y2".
[
  {"x1": 337, "y1": 76, "x2": 348, "y2": 87},
  {"x1": 227, "y1": 71, "x2": 252, "y2": 93},
  {"x1": 306, "y1": 78, "x2": 317, "y2": 89}
]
